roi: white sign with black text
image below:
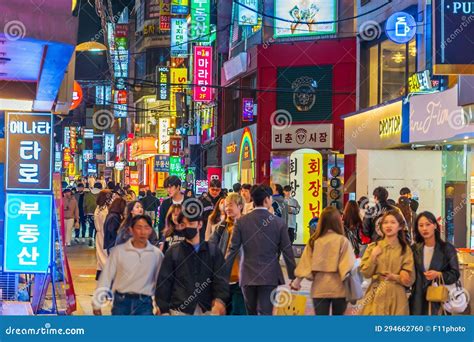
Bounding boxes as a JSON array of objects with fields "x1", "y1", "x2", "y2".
[{"x1": 272, "y1": 124, "x2": 333, "y2": 150}]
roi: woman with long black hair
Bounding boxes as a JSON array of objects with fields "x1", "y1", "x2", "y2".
[{"x1": 409, "y1": 211, "x2": 460, "y2": 315}]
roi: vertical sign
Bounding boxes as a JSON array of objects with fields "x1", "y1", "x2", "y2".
[
  {"x1": 170, "y1": 68, "x2": 188, "y2": 113},
  {"x1": 238, "y1": 0, "x2": 258, "y2": 25},
  {"x1": 63, "y1": 127, "x2": 71, "y2": 148},
  {"x1": 169, "y1": 156, "x2": 186, "y2": 180},
  {"x1": 169, "y1": 137, "x2": 181, "y2": 156},
  {"x1": 158, "y1": 118, "x2": 170, "y2": 154},
  {"x1": 242, "y1": 98, "x2": 254, "y2": 121},
  {"x1": 290, "y1": 149, "x2": 323, "y2": 245},
  {"x1": 6, "y1": 112, "x2": 53, "y2": 192},
  {"x1": 171, "y1": 0, "x2": 189, "y2": 14},
  {"x1": 104, "y1": 134, "x2": 115, "y2": 153},
  {"x1": 160, "y1": 0, "x2": 171, "y2": 30},
  {"x1": 191, "y1": 0, "x2": 211, "y2": 41},
  {"x1": 156, "y1": 66, "x2": 170, "y2": 100},
  {"x1": 154, "y1": 155, "x2": 170, "y2": 172},
  {"x1": 3, "y1": 193, "x2": 53, "y2": 273},
  {"x1": 171, "y1": 18, "x2": 188, "y2": 57},
  {"x1": 193, "y1": 46, "x2": 213, "y2": 102}
]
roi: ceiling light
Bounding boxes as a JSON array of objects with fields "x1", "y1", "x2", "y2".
[{"x1": 392, "y1": 52, "x2": 405, "y2": 63}]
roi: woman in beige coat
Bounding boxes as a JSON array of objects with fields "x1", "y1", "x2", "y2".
[
  {"x1": 291, "y1": 207, "x2": 355, "y2": 315},
  {"x1": 359, "y1": 209, "x2": 415, "y2": 315}
]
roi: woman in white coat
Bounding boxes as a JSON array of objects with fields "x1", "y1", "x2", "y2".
[{"x1": 94, "y1": 190, "x2": 112, "y2": 280}]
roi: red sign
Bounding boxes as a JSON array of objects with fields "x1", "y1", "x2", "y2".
[
  {"x1": 116, "y1": 90, "x2": 127, "y2": 104},
  {"x1": 70, "y1": 81, "x2": 83, "y2": 110},
  {"x1": 193, "y1": 46, "x2": 213, "y2": 102},
  {"x1": 160, "y1": 15, "x2": 171, "y2": 30},
  {"x1": 170, "y1": 137, "x2": 181, "y2": 156},
  {"x1": 115, "y1": 24, "x2": 129, "y2": 38},
  {"x1": 207, "y1": 167, "x2": 222, "y2": 185}
]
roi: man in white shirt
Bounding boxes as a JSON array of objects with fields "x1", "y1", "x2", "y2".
[{"x1": 92, "y1": 215, "x2": 164, "y2": 315}]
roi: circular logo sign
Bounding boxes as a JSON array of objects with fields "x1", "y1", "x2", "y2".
[
  {"x1": 70, "y1": 81, "x2": 83, "y2": 110},
  {"x1": 385, "y1": 12, "x2": 416, "y2": 44}
]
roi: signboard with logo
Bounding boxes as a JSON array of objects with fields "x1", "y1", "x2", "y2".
[
  {"x1": 385, "y1": 12, "x2": 417, "y2": 44},
  {"x1": 83, "y1": 150, "x2": 93, "y2": 161},
  {"x1": 276, "y1": 66, "x2": 333, "y2": 122},
  {"x1": 408, "y1": 70, "x2": 439, "y2": 93},
  {"x1": 242, "y1": 98, "x2": 254, "y2": 122},
  {"x1": 170, "y1": 156, "x2": 186, "y2": 181},
  {"x1": 274, "y1": 0, "x2": 336, "y2": 38},
  {"x1": 222, "y1": 124, "x2": 257, "y2": 165},
  {"x1": 195, "y1": 179, "x2": 208, "y2": 195},
  {"x1": 6, "y1": 112, "x2": 53, "y2": 192},
  {"x1": 3, "y1": 193, "x2": 53, "y2": 273},
  {"x1": 170, "y1": 68, "x2": 188, "y2": 113},
  {"x1": 171, "y1": 18, "x2": 188, "y2": 57},
  {"x1": 154, "y1": 155, "x2": 170, "y2": 172},
  {"x1": 272, "y1": 124, "x2": 333, "y2": 150},
  {"x1": 404, "y1": 85, "x2": 472, "y2": 143},
  {"x1": 190, "y1": 0, "x2": 211, "y2": 41},
  {"x1": 171, "y1": 0, "x2": 189, "y2": 14},
  {"x1": 156, "y1": 66, "x2": 170, "y2": 100},
  {"x1": 158, "y1": 118, "x2": 171, "y2": 154},
  {"x1": 193, "y1": 46, "x2": 213, "y2": 102},
  {"x1": 238, "y1": 0, "x2": 258, "y2": 25},
  {"x1": 433, "y1": 0, "x2": 474, "y2": 74},
  {"x1": 70, "y1": 81, "x2": 83, "y2": 110},
  {"x1": 104, "y1": 134, "x2": 115, "y2": 153},
  {"x1": 289, "y1": 149, "x2": 323, "y2": 245}
]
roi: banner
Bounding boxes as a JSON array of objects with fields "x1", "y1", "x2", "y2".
[
  {"x1": 171, "y1": 18, "x2": 188, "y2": 57},
  {"x1": 170, "y1": 68, "x2": 188, "y2": 113},
  {"x1": 238, "y1": 0, "x2": 258, "y2": 25},
  {"x1": 193, "y1": 46, "x2": 213, "y2": 102},
  {"x1": 104, "y1": 134, "x2": 115, "y2": 153},
  {"x1": 290, "y1": 149, "x2": 323, "y2": 245},
  {"x1": 154, "y1": 155, "x2": 170, "y2": 172},
  {"x1": 171, "y1": 0, "x2": 189, "y2": 14},
  {"x1": 156, "y1": 66, "x2": 170, "y2": 101},
  {"x1": 190, "y1": 0, "x2": 211, "y2": 41},
  {"x1": 158, "y1": 118, "x2": 170, "y2": 154}
]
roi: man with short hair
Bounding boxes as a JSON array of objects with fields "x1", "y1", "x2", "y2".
[
  {"x1": 271, "y1": 183, "x2": 288, "y2": 224},
  {"x1": 83, "y1": 182, "x2": 102, "y2": 245},
  {"x1": 93, "y1": 215, "x2": 163, "y2": 316},
  {"x1": 73, "y1": 183, "x2": 86, "y2": 244},
  {"x1": 155, "y1": 211, "x2": 229, "y2": 316},
  {"x1": 225, "y1": 185, "x2": 296, "y2": 315},
  {"x1": 63, "y1": 189, "x2": 79, "y2": 247},
  {"x1": 158, "y1": 176, "x2": 185, "y2": 235},
  {"x1": 233, "y1": 183, "x2": 242, "y2": 195},
  {"x1": 400, "y1": 187, "x2": 419, "y2": 213},
  {"x1": 283, "y1": 185, "x2": 300, "y2": 243},
  {"x1": 241, "y1": 183, "x2": 253, "y2": 214},
  {"x1": 141, "y1": 190, "x2": 160, "y2": 222},
  {"x1": 199, "y1": 179, "x2": 224, "y2": 240},
  {"x1": 363, "y1": 186, "x2": 395, "y2": 242}
]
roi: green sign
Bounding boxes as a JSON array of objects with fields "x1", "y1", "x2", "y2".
[
  {"x1": 191, "y1": 0, "x2": 211, "y2": 42},
  {"x1": 169, "y1": 156, "x2": 186, "y2": 181}
]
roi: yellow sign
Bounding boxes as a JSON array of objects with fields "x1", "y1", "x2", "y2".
[
  {"x1": 170, "y1": 68, "x2": 188, "y2": 114},
  {"x1": 379, "y1": 115, "x2": 401, "y2": 138},
  {"x1": 226, "y1": 142, "x2": 237, "y2": 154}
]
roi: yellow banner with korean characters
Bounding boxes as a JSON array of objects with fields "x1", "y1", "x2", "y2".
[{"x1": 170, "y1": 68, "x2": 188, "y2": 114}]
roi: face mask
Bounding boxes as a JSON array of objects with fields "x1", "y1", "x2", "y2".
[{"x1": 183, "y1": 227, "x2": 198, "y2": 240}]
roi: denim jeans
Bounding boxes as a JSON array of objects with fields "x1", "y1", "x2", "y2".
[{"x1": 111, "y1": 293, "x2": 153, "y2": 315}]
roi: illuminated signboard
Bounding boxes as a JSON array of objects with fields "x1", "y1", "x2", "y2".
[
  {"x1": 274, "y1": 0, "x2": 337, "y2": 38},
  {"x1": 385, "y1": 12, "x2": 416, "y2": 44},
  {"x1": 160, "y1": 0, "x2": 171, "y2": 30},
  {"x1": 3, "y1": 193, "x2": 53, "y2": 273},
  {"x1": 238, "y1": 0, "x2": 258, "y2": 25},
  {"x1": 379, "y1": 115, "x2": 402, "y2": 138},
  {"x1": 170, "y1": 156, "x2": 186, "y2": 181},
  {"x1": 70, "y1": 81, "x2": 83, "y2": 110},
  {"x1": 193, "y1": 46, "x2": 213, "y2": 102},
  {"x1": 156, "y1": 66, "x2": 170, "y2": 101},
  {"x1": 408, "y1": 70, "x2": 436, "y2": 93},
  {"x1": 154, "y1": 155, "x2": 170, "y2": 172},
  {"x1": 171, "y1": 0, "x2": 189, "y2": 14},
  {"x1": 170, "y1": 137, "x2": 181, "y2": 156},
  {"x1": 170, "y1": 68, "x2": 188, "y2": 113},
  {"x1": 96, "y1": 85, "x2": 112, "y2": 105},
  {"x1": 6, "y1": 112, "x2": 53, "y2": 192},
  {"x1": 226, "y1": 142, "x2": 237, "y2": 154},
  {"x1": 190, "y1": 0, "x2": 211, "y2": 41},
  {"x1": 64, "y1": 127, "x2": 71, "y2": 148},
  {"x1": 289, "y1": 149, "x2": 323, "y2": 245},
  {"x1": 171, "y1": 18, "x2": 188, "y2": 57},
  {"x1": 242, "y1": 98, "x2": 254, "y2": 122},
  {"x1": 116, "y1": 90, "x2": 127, "y2": 104},
  {"x1": 158, "y1": 118, "x2": 170, "y2": 154},
  {"x1": 83, "y1": 150, "x2": 94, "y2": 161},
  {"x1": 104, "y1": 134, "x2": 115, "y2": 153}
]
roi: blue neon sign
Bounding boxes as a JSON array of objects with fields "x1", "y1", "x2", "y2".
[
  {"x1": 3, "y1": 193, "x2": 53, "y2": 273},
  {"x1": 385, "y1": 12, "x2": 417, "y2": 44}
]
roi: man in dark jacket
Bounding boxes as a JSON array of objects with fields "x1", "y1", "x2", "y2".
[
  {"x1": 155, "y1": 211, "x2": 229, "y2": 315},
  {"x1": 198, "y1": 179, "x2": 223, "y2": 240},
  {"x1": 225, "y1": 185, "x2": 296, "y2": 315},
  {"x1": 400, "y1": 187, "x2": 419, "y2": 213},
  {"x1": 158, "y1": 176, "x2": 185, "y2": 236},
  {"x1": 141, "y1": 190, "x2": 160, "y2": 222},
  {"x1": 73, "y1": 183, "x2": 86, "y2": 244},
  {"x1": 363, "y1": 186, "x2": 396, "y2": 242}
]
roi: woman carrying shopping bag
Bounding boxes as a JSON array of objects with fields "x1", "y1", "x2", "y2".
[{"x1": 291, "y1": 207, "x2": 355, "y2": 315}]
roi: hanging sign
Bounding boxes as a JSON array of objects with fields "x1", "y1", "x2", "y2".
[{"x1": 193, "y1": 46, "x2": 213, "y2": 102}]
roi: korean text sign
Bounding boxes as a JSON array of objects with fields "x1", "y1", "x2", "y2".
[
  {"x1": 191, "y1": 0, "x2": 211, "y2": 41},
  {"x1": 171, "y1": 18, "x2": 188, "y2": 57},
  {"x1": 3, "y1": 193, "x2": 53, "y2": 273},
  {"x1": 6, "y1": 112, "x2": 53, "y2": 192},
  {"x1": 289, "y1": 149, "x2": 323, "y2": 245},
  {"x1": 193, "y1": 46, "x2": 213, "y2": 102}
]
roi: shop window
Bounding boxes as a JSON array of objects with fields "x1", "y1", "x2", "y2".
[{"x1": 362, "y1": 38, "x2": 417, "y2": 108}]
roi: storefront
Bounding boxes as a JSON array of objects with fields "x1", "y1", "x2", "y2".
[
  {"x1": 221, "y1": 124, "x2": 257, "y2": 189},
  {"x1": 130, "y1": 137, "x2": 159, "y2": 192}
]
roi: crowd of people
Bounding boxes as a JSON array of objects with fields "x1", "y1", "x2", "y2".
[{"x1": 63, "y1": 176, "x2": 461, "y2": 316}]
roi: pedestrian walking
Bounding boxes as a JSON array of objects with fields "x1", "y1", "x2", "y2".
[
  {"x1": 158, "y1": 176, "x2": 185, "y2": 236},
  {"x1": 204, "y1": 198, "x2": 226, "y2": 241},
  {"x1": 94, "y1": 190, "x2": 112, "y2": 280},
  {"x1": 225, "y1": 185, "x2": 296, "y2": 315},
  {"x1": 73, "y1": 183, "x2": 87, "y2": 244},
  {"x1": 210, "y1": 193, "x2": 247, "y2": 315},
  {"x1": 141, "y1": 190, "x2": 160, "y2": 222},
  {"x1": 161, "y1": 204, "x2": 185, "y2": 253},
  {"x1": 409, "y1": 211, "x2": 460, "y2": 315},
  {"x1": 103, "y1": 197, "x2": 127, "y2": 253},
  {"x1": 241, "y1": 183, "x2": 254, "y2": 214},
  {"x1": 155, "y1": 210, "x2": 229, "y2": 316},
  {"x1": 84, "y1": 182, "x2": 102, "y2": 245},
  {"x1": 271, "y1": 184, "x2": 288, "y2": 222},
  {"x1": 397, "y1": 196, "x2": 415, "y2": 244},
  {"x1": 342, "y1": 200, "x2": 363, "y2": 257},
  {"x1": 63, "y1": 189, "x2": 79, "y2": 246},
  {"x1": 362, "y1": 187, "x2": 396, "y2": 242},
  {"x1": 93, "y1": 215, "x2": 164, "y2": 316},
  {"x1": 116, "y1": 201, "x2": 159, "y2": 247},
  {"x1": 400, "y1": 187, "x2": 419, "y2": 213},
  {"x1": 283, "y1": 185, "x2": 300, "y2": 243},
  {"x1": 291, "y1": 206, "x2": 355, "y2": 315},
  {"x1": 199, "y1": 179, "x2": 224, "y2": 240},
  {"x1": 360, "y1": 209, "x2": 415, "y2": 315}
]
